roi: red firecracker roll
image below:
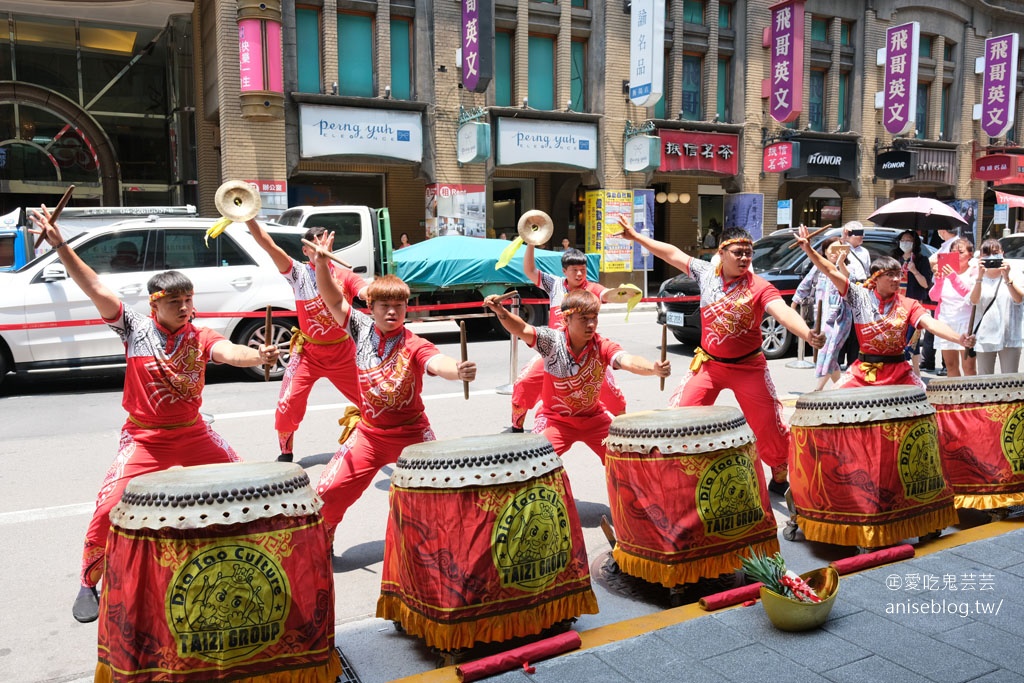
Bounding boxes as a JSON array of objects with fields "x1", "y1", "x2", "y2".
[
  {"x1": 829, "y1": 544, "x2": 915, "y2": 575},
  {"x1": 456, "y1": 631, "x2": 582, "y2": 682}
]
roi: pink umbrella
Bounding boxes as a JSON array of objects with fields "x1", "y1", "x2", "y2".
[{"x1": 867, "y1": 197, "x2": 968, "y2": 232}]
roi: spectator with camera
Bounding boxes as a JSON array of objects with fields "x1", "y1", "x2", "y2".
[{"x1": 969, "y1": 240, "x2": 1024, "y2": 375}]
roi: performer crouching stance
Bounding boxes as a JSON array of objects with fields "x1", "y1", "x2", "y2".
[
  {"x1": 483, "y1": 289, "x2": 670, "y2": 460},
  {"x1": 29, "y1": 206, "x2": 280, "y2": 624},
  {"x1": 309, "y1": 234, "x2": 476, "y2": 539}
]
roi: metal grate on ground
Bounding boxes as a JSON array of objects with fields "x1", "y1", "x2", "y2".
[{"x1": 335, "y1": 646, "x2": 361, "y2": 683}]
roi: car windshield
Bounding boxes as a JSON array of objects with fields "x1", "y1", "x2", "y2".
[
  {"x1": 1003, "y1": 236, "x2": 1024, "y2": 259},
  {"x1": 751, "y1": 232, "x2": 808, "y2": 272}
]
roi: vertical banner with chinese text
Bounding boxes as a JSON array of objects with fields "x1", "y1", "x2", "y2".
[
  {"x1": 980, "y1": 34, "x2": 1020, "y2": 139},
  {"x1": 462, "y1": 0, "x2": 493, "y2": 93},
  {"x1": 768, "y1": 0, "x2": 805, "y2": 123},
  {"x1": 882, "y1": 22, "x2": 920, "y2": 136}
]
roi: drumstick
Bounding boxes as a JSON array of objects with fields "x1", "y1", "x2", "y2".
[
  {"x1": 301, "y1": 239, "x2": 353, "y2": 268},
  {"x1": 812, "y1": 300, "x2": 823, "y2": 364},
  {"x1": 263, "y1": 305, "x2": 273, "y2": 382},
  {"x1": 966, "y1": 304, "x2": 977, "y2": 358},
  {"x1": 35, "y1": 184, "x2": 76, "y2": 248},
  {"x1": 787, "y1": 224, "x2": 832, "y2": 249},
  {"x1": 459, "y1": 320, "x2": 469, "y2": 400},
  {"x1": 660, "y1": 324, "x2": 667, "y2": 391}
]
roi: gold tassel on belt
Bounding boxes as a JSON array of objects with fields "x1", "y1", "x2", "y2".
[
  {"x1": 689, "y1": 347, "x2": 712, "y2": 373},
  {"x1": 290, "y1": 327, "x2": 350, "y2": 356},
  {"x1": 859, "y1": 361, "x2": 884, "y2": 383},
  {"x1": 337, "y1": 405, "x2": 362, "y2": 445}
]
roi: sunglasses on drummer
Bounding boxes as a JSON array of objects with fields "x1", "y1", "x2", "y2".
[{"x1": 724, "y1": 248, "x2": 753, "y2": 258}]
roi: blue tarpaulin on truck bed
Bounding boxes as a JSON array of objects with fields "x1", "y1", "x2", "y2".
[{"x1": 393, "y1": 236, "x2": 600, "y2": 288}]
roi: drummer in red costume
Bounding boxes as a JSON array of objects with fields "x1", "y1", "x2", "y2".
[
  {"x1": 29, "y1": 206, "x2": 280, "y2": 625},
  {"x1": 247, "y1": 220, "x2": 366, "y2": 462},
  {"x1": 619, "y1": 216, "x2": 824, "y2": 495},
  {"x1": 793, "y1": 224, "x2": 975, "y2": 388},
  {"x1": 484, "y1": 289, "x2": 670, "y2": 460},
  {"x1": 308, "y1": 234, "x2": 476, "y2": 538},
  {"x1": 509, "y1": 245, "x2": 626, "y2": 431}
]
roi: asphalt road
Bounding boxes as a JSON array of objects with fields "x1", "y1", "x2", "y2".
[{"x1": 0, "y1": 307, "x2": 995, "y2": 683}]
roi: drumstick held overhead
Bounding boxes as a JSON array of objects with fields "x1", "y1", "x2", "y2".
[
  {"x1": 459, "y1": 321, "x2": 469, "y2": 400},
  {"x1": 787, "y1": 224, "x2": 832, "y2": 249},
  {"x1": 660, "y1": 324, "x2": 667, "y2": 391},
  {"x1": 263, "y1": 305, "x2": 273, "y2": 382},
  {"x1": 300, "y1": 238, "x2": 353, "y2": 268},
  {"x1": 35, "y1": 184, "x2": 76, "y2": 248}
]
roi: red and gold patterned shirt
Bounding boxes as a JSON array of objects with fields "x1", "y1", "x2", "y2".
[
  {"x1": 283, "y1": 259, "x2": 364, "y2": 342},
  {"x1": 842, "y1": 283, "x2": 927, "y2": 356},
  {"x1": 107, "y1": 304, "x2": 225, "y2": 426},
  {"x1": 532, "y1": 327, "x2": 624, "y2": 418},
  {"x1": 687, "y1": 259, "x2": 782, "y2": 358}
]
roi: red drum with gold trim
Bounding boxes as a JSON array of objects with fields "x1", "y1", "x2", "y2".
[
  {"x1": 96, "y1": 463, "x2": 340, "y2": 683},
  {"x1": 790, "y1": 386, "x2": 957, "y2": 548},
  {"x1": 926, "y1": 373, "x2": 1024, "y2": 510},
  {"x1": 377, "y1": 434, "x2": 597, "y2": 652},
  {"x1": 604, "y1": 407, "x2": 780, "y2": 587}
]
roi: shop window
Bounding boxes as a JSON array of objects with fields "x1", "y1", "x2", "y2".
[
  {"x1": 718, "y1": 2, "x2": 732, "y2": 30},
  {"x1": 572, "y1": 0, "x2": 587, "y2": 6},
  {"x1": 840, "y1": 21, "x2": 852, "y2": 46},
  {"x1": 337, "y1": 13, "x2": 374, "y2": 97},
  {"x1": 390, "y1": 18, "x2": 411, "y2": 100},
  {"x1": 811, "y1": 17, "x2": 828, "y2": 42},
  {"x1": 495, "y1": 32, "x2": 512, "y2": 106},
  {"x1": 528, "y1": 35, "x2": 555, "y2": 110},
  {"x1": 680, "y1": 54, "x2": 702, "y2": 121},
  {"x1": 915, "y1": 82, "x2": 929, "y2": 139},
  {"x1": 919, "y1": 35, "x2": 932, "y2": 59},
  {"x1": 0, "y1": 22, "x2": 10, "y2": 80},
  {"x1": 808, "y1": 69, "x2": 825, "y2": 132},
  {"x1": 683, "y1": 0, "x2": 703, "y2": 25},
  {"x1": 838, "y1": 71, "x2": 849, "y2": 131},
  {"x1": 97, "y1": 114, "x2": 171, "y2": 184},
  {"x1": 570, "y1": 40, "x2": 586, "y2": 111},
  {"x1": 717, "y1": 56, "x2": 730, "y2": 122},
  {"x1": 296, "y1": 8, "x2": 321, "y2": 93}
]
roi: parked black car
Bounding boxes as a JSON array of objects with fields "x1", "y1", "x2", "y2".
[{"x1": 656, "y1": 227, "x2": 937, "y2": 359}]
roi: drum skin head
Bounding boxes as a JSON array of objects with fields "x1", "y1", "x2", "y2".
[
  {"x1": 605, "y1": 406, "x2": 754, "y2": 455},
  {"x1": 111, "y1": 462, "x2": 319, "y2": 530},
  {"x1": 393, "y1": 433, "x2": 561, "y2": 489},
  {"x1": 791, "y1": 385, "x2": 932, "y2": 426},
  {"x1": 926, "y1": 372, "x2": 1024, "y2": 405}
]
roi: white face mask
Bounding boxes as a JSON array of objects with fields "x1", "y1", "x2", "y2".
[{"x1": 900, "y1": 241, "x2": 914, "y2": 253}]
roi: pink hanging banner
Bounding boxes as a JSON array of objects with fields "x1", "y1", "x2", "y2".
[
  {"x1": 995, "y1": 190, "x2": 1024, "y2": 209},
  {"x1": 238, "y1": 18, "x2": 265, "y2": 92},
  {"x1": 265, "y1": 21, "x2": 283, "y2": 93}
]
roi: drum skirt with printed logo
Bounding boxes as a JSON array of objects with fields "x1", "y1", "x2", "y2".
[
  {"x1": 376, "y1": 434, "x2": 597, "y2": 652},
  {"x1": 604, "y1": 407, "x2": 780, "y2": 587},
  {"x1": 789, "y1": 386, "x2": 957, "y2": 548},
  {"x1": 927, "y1": 374, "x2": 1024, "y2": 509},
  {"x1": 95, "y1": 463, "x2": 340, "y2": 683}
]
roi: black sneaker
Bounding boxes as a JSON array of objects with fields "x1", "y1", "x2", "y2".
[
  {"x1": 73, "y1": 586, "x2": 99, "y2": 623},
  {"x1": 767, "y1": 479, "x2": 790, "y2": 496},
  {"x1": 935, "y1": 368, "x2": 947, "y2": 377},
  {"x1": 276, "y1": 453, "x2": 294, "y2": 462},
  {"x1": 509, "y1": 427, "x2": 524, "y2": 433},
  {"x1": 920, "y1": 364, "x2": 935, "y2": 372}
]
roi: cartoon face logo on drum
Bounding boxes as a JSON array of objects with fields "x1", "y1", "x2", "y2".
[
  {"x1": 898, "y1": 419, "x2": 946, "y2": 502},
  {"x1": 696, "y1": 451, "x2": 764, "y2": 538},
  {"x1": 166, "y1": 542, "x2": 290, "y2": 663},
  {"x1": 1002, "y1": 406, "x2": 1024, "y2": 474},
  {"x1": 492, "y1": 484, "x2": 572, "y2": 592}
]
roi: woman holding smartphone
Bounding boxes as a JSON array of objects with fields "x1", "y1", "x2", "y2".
[
  {"x1": 929, "y1": 237, "x2": 978, "y2": 377},
  {"x1": 970, "y1": 239, "x2": 1024, "y2": 374}
]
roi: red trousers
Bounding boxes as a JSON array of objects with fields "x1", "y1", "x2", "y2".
[
  {"x1": 276, "y1": 341, "x2": 360, "y2": 449},
  {"x1": 669, "y1": 355, "x2": 789, "y2": 469},
  {"x1": 533, "y1": 410, "x2": 614, "y2": 463},
  {"x1": 316, "y1": 419, "x2": 435, "y2": 537},
  {"x1": 80, "y1": 420, "x2": 239, "y2": 587},
  {"x1": 511, "y1": 355, "x2": 627, "y2": 429}
]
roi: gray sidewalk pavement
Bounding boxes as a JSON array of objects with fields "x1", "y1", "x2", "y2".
[{"x1": 401, "y1": 524, "x2": 1024, "y2": 683}]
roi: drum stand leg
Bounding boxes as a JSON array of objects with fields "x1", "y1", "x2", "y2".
[
  {"x1": 918, "y1": 529, "x2": 943, "y2": 543},
  {"x1": 600, "y1": 515, "x2": 617, "y2": 550},
  {"x1": 782, "y1": 490, "x2": 801, "y2": 542},
  {"x1": 433, "y1": 648, "x2": 467, "y2": 669}
]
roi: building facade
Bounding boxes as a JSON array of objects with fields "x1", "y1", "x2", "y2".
[{"x1": 1, "y1": 0, "x2": 1023, "y2": 282}]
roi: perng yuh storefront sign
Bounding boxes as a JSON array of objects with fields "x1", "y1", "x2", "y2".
[
  {"x1": 298, "y1": 104, "x2": 423, "y2": 162},
  {"x1": 496, "y1": 118, "x2": 598, "y2": 169}
]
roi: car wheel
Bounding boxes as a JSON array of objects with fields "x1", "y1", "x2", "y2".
[
  {"x1": 760, "y1": 313, "x2": 793, "y2": 360},
  {"x1": 671, "y1": 329, "x2": 691, "y2": 344},
  {"x1": 235, "y1": 316, "x2": 294, "y2": 381}
]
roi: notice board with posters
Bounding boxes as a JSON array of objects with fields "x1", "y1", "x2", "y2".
[{"x1": 584, "y1": 190, "x2": 634, "y2": 273}]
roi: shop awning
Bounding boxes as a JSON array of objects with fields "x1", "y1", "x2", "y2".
[{"x1": 994, "y1": 190, "x2": 1024, "y2": 208}]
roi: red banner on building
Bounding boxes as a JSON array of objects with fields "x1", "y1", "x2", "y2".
[
  {"x1": 658, "y1": 130, "x2": 739, "y2": 175},
  {"x1": 973, "y1": 154, "x2": 1024, "y2": 182},
  {"x1": 995, "y1": 190, "x2": 1024, "y2": 208}
]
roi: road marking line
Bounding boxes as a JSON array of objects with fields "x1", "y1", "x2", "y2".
[
  {"x1": 0, "y1": 502, "x2": 93, "y2": 525},
  {"x1": 215, "y1": 388, "x2": 498, "y2": 420}
]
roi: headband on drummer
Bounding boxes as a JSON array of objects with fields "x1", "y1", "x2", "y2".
[
  {"x1": 147, "y1": 271, "x2": 194, "y2": 304},
  {"x1": 561, "y1": 289, "x2": 600, "y2": 318}
]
